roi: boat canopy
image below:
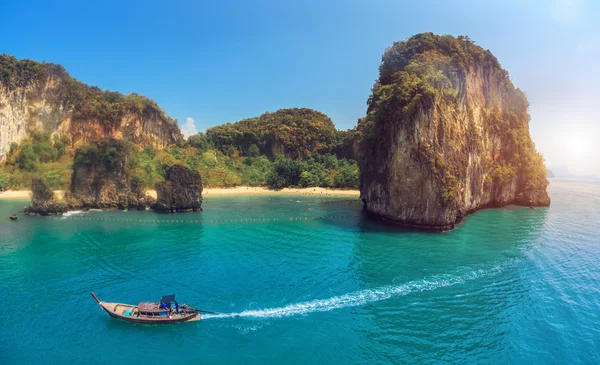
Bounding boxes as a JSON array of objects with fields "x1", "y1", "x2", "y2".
[
  {"x1": 136, "y1": 295, "x2": 177, "y2": 314},
  {"x1": 160, "y1": 294, "x2": 176, "y2": 303}
]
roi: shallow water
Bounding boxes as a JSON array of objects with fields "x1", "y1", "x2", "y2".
[{"x1": 1, "y1": 180, "x2": 599, "y2": 364}]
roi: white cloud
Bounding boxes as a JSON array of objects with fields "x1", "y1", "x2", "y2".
[
  {"x1": 181, "y1": 117, "x2": 197, "y2": 139},
  {"x1": 550, "y1": 0, "x2": 584, "y2": 24}
]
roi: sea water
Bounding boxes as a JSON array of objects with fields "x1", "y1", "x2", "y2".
[{"x1": 1, "y1": 180, "x2": 599, "y2": 364}]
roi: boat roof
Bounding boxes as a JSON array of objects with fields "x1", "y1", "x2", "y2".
[
  {"x1": 136, "y1": 295, "x2": 177, "y2": 313},
  {"x1": 160, "y1": 294, "x2": 176, "y2": 303}
]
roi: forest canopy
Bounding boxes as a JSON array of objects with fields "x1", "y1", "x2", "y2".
[
  {"x1": 204, "y1": 108, "x2": 341, "y2": 160},
  {"x1": 0, "y1": 113, "x2": 360, "y2": 191}
]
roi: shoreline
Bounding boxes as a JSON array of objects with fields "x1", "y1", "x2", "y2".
[{"x1": 0, "y1": 186, "x2": 360, "y2": 201}]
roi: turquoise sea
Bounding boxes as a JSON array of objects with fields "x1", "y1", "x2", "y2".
[{"x1": 1, "y1": 180, "x2": 599, "y2": 364}]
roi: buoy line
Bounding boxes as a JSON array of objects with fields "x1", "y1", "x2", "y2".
[{"x1": 44, "y1": 214, "x2": 356, "y2": 226}]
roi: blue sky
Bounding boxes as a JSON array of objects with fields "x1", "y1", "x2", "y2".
[{"x1": 1, "y1": 0, "x2": 598, "y2": 175}]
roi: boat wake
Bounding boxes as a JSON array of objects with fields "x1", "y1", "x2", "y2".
[
  {"x1": 202, "y1": 264, "x2": 505, "y2": 320},
  {"x1": 61, "y1": 210, "x2": 83, "y2": 218}
]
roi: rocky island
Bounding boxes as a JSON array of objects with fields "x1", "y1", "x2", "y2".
[
  {"x1": 25, "y1": 178, "x2": 67, "y2": 215},
  {"x1": 64, "y1": 139, "x2": 155, "y2": 210},
  {"x1": 153, "y1": 164, "x2": 203, "y2": 213},
  {"x1": 25, "y1": 139, "x2": 156, "y2": 214},
  {"x1": 358, "y1": 33, "x2": 550, "y2": 231}
]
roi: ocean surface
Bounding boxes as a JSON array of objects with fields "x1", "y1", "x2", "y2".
[{"x1": 1, "y1": 180, "x2": 599, "y2": 364}]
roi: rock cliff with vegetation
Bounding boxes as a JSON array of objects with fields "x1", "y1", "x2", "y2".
[
  {"x1": 0, "y1": 54, "x2": 182, "y2": 163},
  {"x1": 64, "y1": 139, "x2": 155, "y2": 210},
  {"x1": 24, "y1": 178, "x2": 67, "y2": 215},
  {"x1": 0, "y1": 56, "x2": 359, "y2": 194},
  {"x1": 359, "y1": 33, "x2": 550, "y2": 230},
  {"x1": 153, "y1": 164, "x2": 203, "y2": 213}
]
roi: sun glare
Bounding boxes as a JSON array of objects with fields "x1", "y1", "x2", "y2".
[{"x1": 565, "y1": 134, "x2": 589, "y2": 159}]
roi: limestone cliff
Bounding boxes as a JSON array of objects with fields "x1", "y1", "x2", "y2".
[
  {"x1": 359, "y1": 33, "x2": 550, "y2": 231},
  {"x1": 153, "y1": 165, "x2": 203, "y2": 213},
  {"x1": 0, "y1": 55, "x2": 182, "y2": 162},
  {"x1": 65, "y1": 139, "x2": 155, "y2": 210},
  {"x1": 25, "y1": 178, "x2": 67, "y2": 215}
]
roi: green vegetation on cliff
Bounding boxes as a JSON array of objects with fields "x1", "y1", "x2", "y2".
[
  {"x1": 204, "y1": 108, "x2": 351, "y2": 159},
  {"x1": 0, "y1": 126, "x2": 359, "y2": 191},
  {"x1": 0, "y1": 132, "x2": 72, "y2": 190},
  {"x1": 127, "y1": 143, "x2": 359, "y2": 189}
]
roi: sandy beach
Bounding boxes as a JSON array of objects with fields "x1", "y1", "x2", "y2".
[
  {"x1": 0, "y1": 187, "x2": 359, "y2": 200},
  {"x1": 0, "y1": 190, "x2": 65, "y2": 200},
  {"x1": 203, "y1": 186, "x2": 359, "y2": 197}
]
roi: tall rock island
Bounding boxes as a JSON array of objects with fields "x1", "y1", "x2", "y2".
[
  {"x1": 66, "y1": 139, "x2": 155, "y2": 210},
  {"x1": 25, "y1": 178, "x2": 67, "y2": 215},
  {"x1": 359, "y1": 33, "x2": 550, "y2": 231}
]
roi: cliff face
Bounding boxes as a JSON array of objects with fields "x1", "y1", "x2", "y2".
[
  {"x1": 65, "y1": 139, "x2": 155, "y2": 210},
  {"x1": 359, "y1": 33, "x2": 550, "y2": 231},
  {"x1": 153, "y1": 164, "x2": 203, "y2": 213},
  {"x1": 0, "y1": 55, "x2": 182, "y2": 162}
]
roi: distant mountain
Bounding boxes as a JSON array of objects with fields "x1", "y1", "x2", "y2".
[
  {"x1": 578, "y1": 175, "x2": 600, "y2": 181},
  {"x1": 547, "y1": 169, "x2": 555, "y2": 178},
  {"x1": 549, "y1": 166, "x2": 600, "y2": 181}
]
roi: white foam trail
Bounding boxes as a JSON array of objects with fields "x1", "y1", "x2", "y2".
[
  {"x1": 61, "y1": 210, "x2": 83, "y2": 218},
  {"x1": 203, "y1": 265, "x2": 503, "y2": 320}
]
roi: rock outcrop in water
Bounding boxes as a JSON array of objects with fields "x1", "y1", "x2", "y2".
[
  {"x1": 64, "y1": 139, "x2": 155, "y2": 210},
  {"x1": 153, "y1": 165, "x2": 203, "y2": 213},
  {"x1": 358, "y1": 33, "x2": 550, "y2": 231},
  {"x1": 25, "y1": 178, "x2": 67, "y2": 215},
  {"x1": 0, "y1": 55, "x2": 182, "y2": 162}
]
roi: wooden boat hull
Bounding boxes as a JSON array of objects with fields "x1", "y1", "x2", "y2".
[{"x1": 92, "y1": 293, "x2": 200, "y2": 324}]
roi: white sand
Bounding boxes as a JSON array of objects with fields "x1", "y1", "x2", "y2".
[
  {"x1": 0, "y1": 190, "x2": 32, "y2": 199},
  {"x1": 1, "y1": 187, "x2": 358, "y2": 200},
  {"x1": 151, "y1": 186, "x2": 358, "y2": 197}
]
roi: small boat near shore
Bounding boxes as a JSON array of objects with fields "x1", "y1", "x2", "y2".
[{"x1": 91, "y1": 292, "x2": 201, "y2": 324}]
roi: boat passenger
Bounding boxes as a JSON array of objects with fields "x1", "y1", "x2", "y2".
[{"x1": 174, "y1": 300, "x2": 179, "y2": 314}]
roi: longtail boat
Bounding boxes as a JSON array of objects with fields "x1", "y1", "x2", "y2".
[{"x1": 91, "y1": 292, "x2": 201, "y2": 324}]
